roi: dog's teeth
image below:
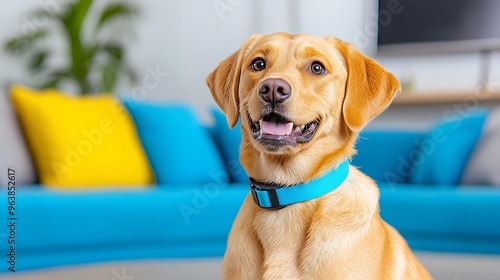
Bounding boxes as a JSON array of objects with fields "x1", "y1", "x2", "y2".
[
  {"x1": 285, "y1": 123, "x2": 293, "y2": 135},
  {"x1": 259, "y1": 119, "x2": 263, "y2": 134},
  {"x1": 300, "y1": 124, "x2": 305, "y2": 131}
]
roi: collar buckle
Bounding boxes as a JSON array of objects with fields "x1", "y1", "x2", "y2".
[{"x1": 249, "y1": 178, "x2": 287, "y2": 210}]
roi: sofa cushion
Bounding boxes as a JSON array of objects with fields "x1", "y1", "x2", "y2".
[
  {"x1": 210, "y1": 109, "x2": 248, "y2": 182},
  {"x1": 461, "y1": 108, "x2": 500, "y2": 185},
  {"x1": 0, "y1": 91, "x2": 37, "y2": 185},
  {"x1": 410, "y1": 110, "x2": 488, "y2": 185},
  {"x1": 2, "y1": 184, "x2": 248, "y2": 271},
  {"x1": 379, "y1": 183, "x2": 500, "y2": 253},
  {"x1": 123, "y1": 100, "x2": 229, "y2": 185},
  {"x1": 10, "y1": 85, "x2": 154, "y2": 187}
]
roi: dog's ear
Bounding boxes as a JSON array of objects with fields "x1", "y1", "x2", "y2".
[
  {"x1": 328, "y1": 38, "x2": 401, "y2": 132},
  {"x1": 206, "y1": 35, "x2": 262, "y2": 128}
]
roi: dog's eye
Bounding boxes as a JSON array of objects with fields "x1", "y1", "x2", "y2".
[
  {"x1": 250, "y1": 58, "x2": 266, "y2": 71},
  {"x1": 310, "y1": 62, "x2": 326, "y2": 75}
]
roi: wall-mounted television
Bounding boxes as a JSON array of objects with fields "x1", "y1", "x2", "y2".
[{"x1": 377, "y1": 0, "x2": 500, "y2": 55}]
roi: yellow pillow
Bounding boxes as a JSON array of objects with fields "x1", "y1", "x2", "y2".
[{"x1": 10, "y1": 85, "x2": 155, "y2": 188}]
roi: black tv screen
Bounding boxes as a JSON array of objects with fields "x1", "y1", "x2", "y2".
[{"x1": 377, "y1": 0, "x2": 500, "y2": 54}]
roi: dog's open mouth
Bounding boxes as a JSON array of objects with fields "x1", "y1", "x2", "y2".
[{"x1": 250, "y1": 112, "x2": 319, "y2": 149}]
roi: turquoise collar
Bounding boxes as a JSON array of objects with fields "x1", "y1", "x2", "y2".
[{"x1": 249, "y1": 160, "x2": 350, "y2": 210}]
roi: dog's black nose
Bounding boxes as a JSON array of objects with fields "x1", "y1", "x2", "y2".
[{"x1": 259, "y1": 78, "x2": 291, "y2": 107}]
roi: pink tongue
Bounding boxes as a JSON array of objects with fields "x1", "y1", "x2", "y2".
[{"x1": 261, "y1": 120, "x2": 292, "y2": 135}]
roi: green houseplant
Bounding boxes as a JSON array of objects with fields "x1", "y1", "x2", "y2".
[{"x1": 4, "y1": 0, "x2": 138, "y2": 94}]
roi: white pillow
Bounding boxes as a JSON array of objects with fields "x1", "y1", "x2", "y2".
[
  {"x1": 461, "y1": 108, "x2": 500, "y2": 185},
  {"x1": 0, "y1": 91, "x2": 37, "y2": 185}
]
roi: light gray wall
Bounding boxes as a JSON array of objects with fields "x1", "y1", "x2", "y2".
[{"x1": 1, "y1": 0, "x2": 499, "y2": 125}]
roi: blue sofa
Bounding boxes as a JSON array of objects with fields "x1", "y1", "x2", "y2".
[{"x1": 1, "y1": 98, "x2": 500, "y2": 273}]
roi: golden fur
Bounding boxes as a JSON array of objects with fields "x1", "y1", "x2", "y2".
[{"x1": 207, "y1": 33, "x2": 432, "y2": 280}]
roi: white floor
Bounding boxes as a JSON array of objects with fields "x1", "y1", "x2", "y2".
[{"x1": 0, "y1": 252, "x2": 499, "y2": 280}]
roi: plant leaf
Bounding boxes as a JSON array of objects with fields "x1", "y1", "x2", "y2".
[
  {"x1": 96, "y1": 3, "x2": 138, "y2": 31},
  {"x1": 98, "y1": 42, "x2": 123, "y2": 61},
  {"x1": 59, "y1": 0, "x2": 93, "y2": 92},
  {"x1": 101, "y1": 61, "x2": 118, "y2": 93},
  {"x1": 3, "y1": 0, "x2": 139, "y2": 95},
  {"x1": 31, "y1": 8, "x2": 59, "y2": 21},
  {"x1": 60, "y1": 0, "x2": 92, "y2": 37},
  {"x1": 41, "y1": 70, "x2": 73, "y2": 89},
  {"x1": 28, "y1": 50, "x2": 48, "y2": 72},
  {"x1": 4, "y1": 30, "x2": 48, "y2": 54}
]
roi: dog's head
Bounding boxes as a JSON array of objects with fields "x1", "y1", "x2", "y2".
[{"x1": 207, "y1": 33, "x2": 400, "y2": 183}]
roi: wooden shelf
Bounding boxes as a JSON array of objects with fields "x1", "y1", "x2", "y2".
[{"x1": 392, "y1": 89, "x2": 500, "y2": 105}]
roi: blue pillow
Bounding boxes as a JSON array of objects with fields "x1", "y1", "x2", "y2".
[
  {"x1": 410, "y1": 109, "x2": 488, "y2": 185},
  {"x1": 123, "y1": 100, "x2": 229, "y2": 185},
  {"x1": 353, "y1": 131, "x2": 426, "y2": 184},
  {"x1": 210, "y1": 109, "x2": 248, "y2": 182}
]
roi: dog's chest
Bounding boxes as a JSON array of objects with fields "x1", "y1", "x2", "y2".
[
  {"x1": 253, "y1": 204, "x2": 312, "y2": 277},
  {"x1": 255, "y1": 206, "x2": 308, "y2": 249},
  {"x1": 252, "y1": 200, "x2": 362, "y2": 279}
]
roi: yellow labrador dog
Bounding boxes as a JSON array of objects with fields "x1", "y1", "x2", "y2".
[{"x1": 207, "y1": 33, "x2": 432, "y2": 280}]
